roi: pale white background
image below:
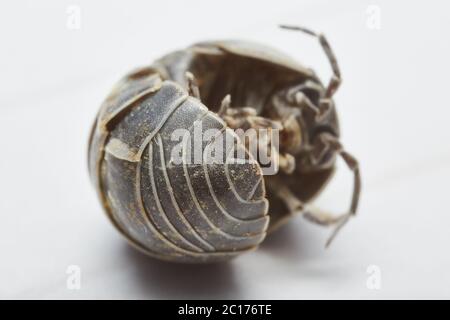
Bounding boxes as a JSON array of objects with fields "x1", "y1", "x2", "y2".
[{"x1": 1, "y1": 0, "x2": 449, "y2": 299}]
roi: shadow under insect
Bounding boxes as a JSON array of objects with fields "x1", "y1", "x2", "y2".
[{"x1": 122, "y1": 244, "x2": 241, "y2": 299}]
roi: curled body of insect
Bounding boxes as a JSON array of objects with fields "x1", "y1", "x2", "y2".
[{"x1": 88, "y1": 25, "x2": 361, "y2": 263}]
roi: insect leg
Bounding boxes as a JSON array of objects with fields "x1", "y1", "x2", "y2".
[
  {"x1": 279, "y1": 25, "x2": 341, "y2": 117},
  {"x1": 185, "y1": 71, "x2": 201, "y2": 100},
  {"x1": 218, "y1": 96, "x2": 295, "y2": 174},
  {"x1": 305, "y1": 132, "x2": 361, "y2": 247},
  {"x1": 292, "y1": 89, "x2": 322, "y2": 120},
  {"x1": 258, "y1": 138, "x2": 296, "y2": 174},
  {"x1": 265, "y1": 176, "x2": 304, "y2": 213},
  {"x1": 218, "y1": 94, "x2": 231, "y2": 116},
  {"x1": 279, "y1": 25, "x2": 341, "y2": 98}
]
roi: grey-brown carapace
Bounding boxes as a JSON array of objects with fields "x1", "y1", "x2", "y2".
[{"x1": 88, "y1": 25, "x2": 361, "y2": 263}]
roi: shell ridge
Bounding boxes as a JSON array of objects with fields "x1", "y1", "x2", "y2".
[
  {"x1": 223, "y1": 136, "x2": 266, "y2": 205},
  {"x1": 202, "y1": 131, "x2": 269, "y2": 226},
  {"x1": 156, "y1": 134, "x2": 216, "y2": 252},
  {"x1": 144, "y1": 142, "x2": 204, "y2": 253},
  {"x1": 181, "y1": 137, "x2": 263, "y2": 243},
  {"x1": 136, "y1": 93, "x2": 188, "y2": 159}
]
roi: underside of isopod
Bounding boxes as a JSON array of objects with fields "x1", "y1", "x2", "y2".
[{"x1": 88, "y1": 26, "x2": 361, "y2": 263}]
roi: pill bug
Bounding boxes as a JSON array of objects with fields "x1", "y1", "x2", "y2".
[{"x1": 88, "y1": 25, "x2": 361, "y2": 263}]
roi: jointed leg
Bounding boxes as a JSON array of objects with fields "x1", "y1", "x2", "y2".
[
  {"x1": 306, "y1": 132, "x2": 361, "y2": 246},
  {"x1": 280, "y1": 25, "x2": 341, "y2": 98},
  {"x1": 185, "y1": 71, "x2": 201, "y2": 100},
  {"x1": 218, "y1": 94, "x2": 295, "y2": 174},
  {"x1": 218, "y1": 94, "x2": 231, "y2": 116},
  {"x1": 265, "y1": 175, "x2": 304, "y2": 213},
  {"x1": 268, "y1": 132, "x2": 360, "y2": 247},
  {"x1": 279, "y1": 25, "x2": 342, "y2": 118},
  {"x1": 319, "y1": 133, "x2": 361, "y2": 216},
  {"x1": 288, "y1": 85, "x2": 323, "y2": 120}
]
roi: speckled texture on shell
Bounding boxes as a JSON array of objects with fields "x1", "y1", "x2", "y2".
[{"x1": 88, "y1": 40, "x2": 339, "y2": 262}]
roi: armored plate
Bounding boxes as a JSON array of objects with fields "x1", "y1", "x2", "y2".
[
  {"x1": 194, "y1": 40, "x2": 315, "y2": 77},
  {"x1": 89, "y1": 75, "x2": 269, "y2": 262}
]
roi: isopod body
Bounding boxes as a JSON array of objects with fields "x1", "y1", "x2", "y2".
[{"x1": 88, "y1": 26, "x2": 361, "y2": 263}]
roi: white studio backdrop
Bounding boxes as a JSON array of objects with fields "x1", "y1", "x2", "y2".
[{"x1": 0, "y1": 0, "x2": 449, "y2": 299}]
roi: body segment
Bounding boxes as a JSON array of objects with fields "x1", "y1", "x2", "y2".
[{"x1": 89, "y1": 77, "x2": 269, "y2": 262}]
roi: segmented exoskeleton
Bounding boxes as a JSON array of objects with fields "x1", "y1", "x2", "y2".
[{"x1": 88, "y1": 26, "x2": 361, "y2": 262}]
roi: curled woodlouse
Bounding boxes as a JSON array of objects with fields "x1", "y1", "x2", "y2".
[{"x1": 88, "y1": 25, "x2": 361, "y2": 263}]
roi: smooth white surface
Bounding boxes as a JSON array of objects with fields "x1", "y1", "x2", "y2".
[{"x1": 1, "y1": 0, "x2": 449, "y2": 299}]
